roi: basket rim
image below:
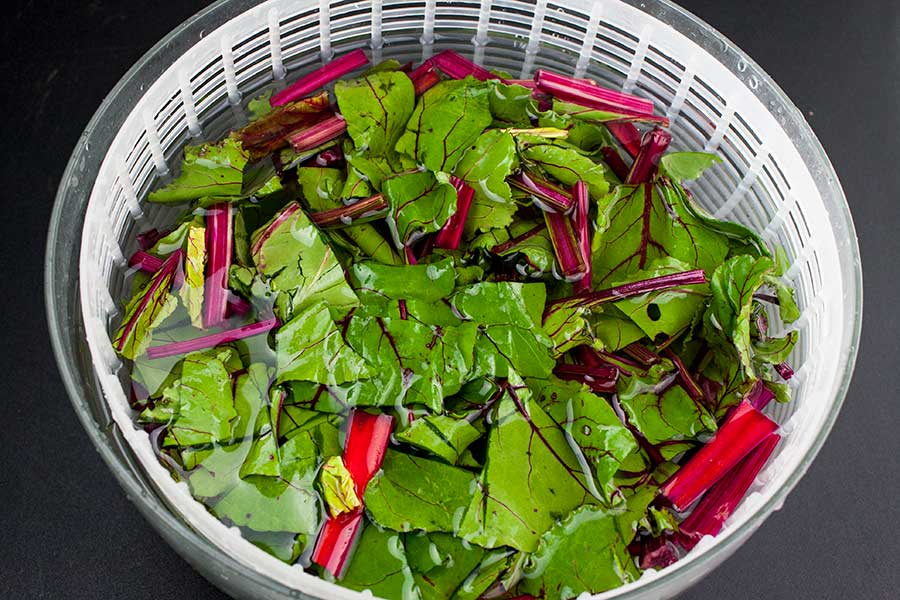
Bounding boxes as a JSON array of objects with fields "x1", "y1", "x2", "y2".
[{"x1": 46, "y1": 0, "x2": 863, "y2": 598}]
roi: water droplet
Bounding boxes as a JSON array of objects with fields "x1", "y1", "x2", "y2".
[
  {"x1": 736, "y1": 59, "x2": 747, "y2": 72},
  {"x1": 748, "y1": 75, "x2": 759, "y2": 90},
  {"x1": 581, "y1": 425, "x2": 592, "y2": 436}
]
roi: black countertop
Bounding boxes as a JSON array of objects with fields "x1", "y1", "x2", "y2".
[{"x1": 1, "y1": 1, "x2": 897, "y2": 598}]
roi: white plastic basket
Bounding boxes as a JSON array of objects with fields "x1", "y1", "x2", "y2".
[{"x1": 56, "y1": 1, "x2": 861, "y2": 598}]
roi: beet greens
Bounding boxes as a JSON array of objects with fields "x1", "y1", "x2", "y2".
[{"x1": 113, "y1": 49, "x2": 800, "y2": 600}]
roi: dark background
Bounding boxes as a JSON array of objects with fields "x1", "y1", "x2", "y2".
[{"x1": 1, "y1": 1, "x2": 897, "y2": 598}]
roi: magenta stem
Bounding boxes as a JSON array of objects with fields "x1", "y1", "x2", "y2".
[
  {"x1": 745, "y1": 380, "x2": 776, "y2": 411},
  {"x1": 775, "y1": 362, "x2": 794, "y2": 380},
  {"x1": 409, "y1": 60, "x2": 442, "y2": 96},
  {"x1": 535, "y1": 69, "x2": 654, "y2": 116},
  {"x1": 136, "y1": 228, "x2": 169, "y2": 251},
  {"x1": 622, "y1": 342, "x2": 663, "y2": 367},
  {"x1": 676, "y1": 433, "x2": 781, "y2": 550},
  {"x1": 288, "y1": 115, "x2": 347, "y2": 153},
  {"x1": 509, "y1": 172, "x2": 574, "y2": 213},
  {"x1": 572, "y1": 180, "x2": 592, "y2": 294},
  {"x1": 600, "y1": 146, "x2": 631, "y2": 181},
  {"x1": 271, "y1": 49, "x2": 369, "y2": 106},
  {"x1": 626, "y1": 127, "x2": 673, "y2": 184},
  {"x1": 147, "y1": 317, "x2": 279, "y2": 360},
  {"x1": 202, "y1": 203, "x2": 233, "y2": 329},
  {"x1": 660, "y1": 401, "x2": 778, "y2": 511},
  {"x1": 547, "y1": 269, "x2": 707, "y2": 310},
  {"x1": 606, "y1": 122, "x2": 642, "y2": 158},
  {"x1": 434, "y1": 177, "x2": 475, "y2": 250},
  {"x1": 129, "y1": 250, "x2": 163, "y2": 274},
  {"x1": 543, "y1": 210, "x2": 588, "y2": 281},
  {"x1": 308, "y1": 193, "x2": 387, "y2": 227},
  {"x1": 431, "y1": 50, "x2": 506, "y2": 83},
  {"x1": 490, "y1": 224, "x2": 545, "y2": 255},
  {"x1": 663, "y1": 348, "x2": 703, "y2": 401},
  {"x1": 553, "y1": 364, "x2": 619, "y2": 393}
]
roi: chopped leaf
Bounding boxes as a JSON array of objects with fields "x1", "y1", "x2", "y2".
[
  {"x1": 658, "y1": 151, "x2": 721, "y2": 181},
  {"x1": 383, "y1": 170, "x2": 458, "y2": 245},
  {"x1": 457, "y1": 375, "x2": 598, "y2": 552},
  {"x1": 335, "y1": 70, "x2": 415, "y2": 155},
  {"x1": 395, "y1": 414, "x2": 483, "y2": 464},
  {"x1": 396, "y1": 78, "x2": 493, "y2": 172},
  {"x1": 454, "y1": 129, "x2": 518, "y2": 208},
  {"x1": 364, "y1": 450, "x2": 477, "y2": 533},
  {"x1": 406, "y1": 533, "x2": 487, "y2": 600},
  {"x1": 334, "y1": 523, "x2": 422, "y2": 599},
  {"x1": 519, "y1": 139, "x2": 614, "y2": 199},
  {"x1": 180, "y1": 220, "x2": 206, "y2": 326},
  {"x1": 250, "y1": 202, "x2": 359, "y2": 320},
  {"x1": 148, "y1": 138, "x2": 249, "y2": 203},
  {"x1": 274, "y1": 302, "x2": 370, "y2": 385},
  {"x1": 319, "y1": 456, "x2": 362, "y2": 518}
]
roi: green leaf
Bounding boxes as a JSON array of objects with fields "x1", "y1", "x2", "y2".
[
  {"x1": 180, "y1": 221, "x2": 206, "y2": 327},
  {"x1": 616, "y1": 364, "x2": 717, "y2": 444},
  {"x1": 454, "y1": 129, "x2": 518, "y2": 206},
  {"x1": 334, "y1": 523, "x2": 422, "y2": 599},
  {"x1": 541, "y1": 302, "x2": 591, "y2": 358},
  {"x1": 148, "y1": 138, "x2": 250, "y2": 203},
  {"x1": 247, "y1": 90, "x2": 273, "y2": 120},
  {"x1": 350, "y1": 258, "x2": 457, "y2": 306},
  {"x1": 659, "y1": 152, "x2": 722, "y2": 181},
  {"x1": 519, "y1": 140, "x2": 614, "y2": 200},
  {"x1": 705, "y1": 254, "x2": 776, "y2": 377},
  {"x1": 318, "y1": 456, "x2": 362, "y2": 518},
  {"x1": 274, "y1": 301, "x2": 370, "y2": 385},
  {"x1": 213, "y1": 475, "x2": 320, "y2": 534},
  {"x1": 452, "y1": 550, "x2": 518, "y2": 600},
  {"x1": 243, "y1": 529, "x2": 306, "y2": 564},
  {"x1": 529, "y1": 377, "x2": 638, "y2": 495},
  {"x1": 471, "y1": 220, "x2": 555, "y2": 275},
  {"x1": 587, "y1": 306, "x2": 647, "y2": 351},
  {"x1": 536, "y1": 110, "x2": 616, "y2": 152},
  {"x1": 160, "y1": 348, "x2": 242, "y2": 447},
  {"x1": 364, "y1": 450, "x2": 477, "y2": 533},
  {"x1": 396, "y1": 78, "x2": 493, "y2": 172},
  {"x1": 406, "y1": 533, "x2": 487, "y2": 600},
  {"x1": 297, "y1": 167, "x2": 345, "y2": 210},
  {"x1": 383, "y1": 170, "x2": 457, "y2": 245},
  {"x1": 487, "y1": 81, "x2": 534, "y2": 126},
  {"x1": 251, "y1": 202, "x2": 359, "y2": 321},
  {"x1": 519, "y1": 504, "x2": 641, "y2": 598},
  {"x1": 343, "y1": 314, "x2": 478, "y2": 412},
  {"x1": 591, "y1": 182, "x2": 731, "y2": 286},
  {"x1": 457, "y1": 375, "x2": 598, "y2": 552},
  {"x1": 451, "y1": 282, "x2": 555, "y2": 379},
  {"x1": 395, "y1": 414, "x2": 483, "y2": 464},
  {"x1": 766, "y1": 274, "x2": 801, "y2": 323},
  {"x1": 276, "y1": 404, "x2": 342, "y2": 456},
  {"x1": 753, "y1": 331, "x2": 798, "y2": 364},
  {"x1": 233, "y1": 362, "x2": 275, "y2": 438},
  {"x1": 335, "y1": 70, "x2": 415, "y2": 156},
  {"x1": 612, "y1": 257, "x2": 709, "y2": 339}
]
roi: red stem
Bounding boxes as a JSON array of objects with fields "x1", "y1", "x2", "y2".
[
  {"x1": 136, "y1": 228, "x2": 169, "y2": 251},
  {"x1": 431, "y1": 49, "x2": 506, "y2": 83},
  {"x1": 534, "y1": 69, "x2": 654, "y2": 116},
  {"x1": 312, "y1": 410, "x2": 394, "y2": 576},
  {"x1": 287, "y1": 115, "x2": 347, "y2": 153},
  {"x1": 572, "y1": 180, "x2": 592, "y2": 294},
  {"x1": 509, "y1": 172, "x2": 574, "y2": 213},
  {"x1": 543, "y1": 209, "x2": 588, "y2": 281},
  {"x1": 129, "y1": 250, "x2": 163, "y2": 273},
  {"x1": 744, "y1": 380, "x2": 776, "y2": 411},
  {"x1": 434, "y1": 177, "x2": 475, "y2": 250},
  {"x1": 409, "y1": 60, "x2": 441, "y2": 96},
  {"x1": 314, "y1": 146, "x2": 344, "y2": 167},
  {"x1": 600, "y1": 146, "x2": 631, "y2": 181},
  {"x1": 660, "y1": 401, "x2": 778, "y2": 511},
  {"x1": 662, "y1": 348, "x2": 703, "y2": 401},
  {"x1": 775, "y1": 362, "x2": 794, "y2": 380},
  {"x1": 606, "y1": 122, "x2": 642, "y2": 158},
  {"x1": 271, "y1": 49, "x2": 369, "y2": 106},
  {"x1": 553, "y1": 364, "x2": 618, "y2": 393},
  {"x1": 626, "y1": 127, "x2": 673, "y2": 184},
  {"x1": 547, "y1": 269, "x2": 707, "y2": 311},
  {"x1": 308, "y1": 193, "x2": 388, "y2": 227},
  {"x1": 490, "y1": 223, "x2": 545, "y2": 255},
  {"x1": 676, "y1": 433, "x2": 781, "y2": 550},
  {"x1": 202, "y1": 203, "x2": 233, "y2": 329},
  {"x1": 146, "y1": 317, "x2": 278, "y2": 360}
]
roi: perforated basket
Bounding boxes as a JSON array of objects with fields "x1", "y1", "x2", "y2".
[{"x1": 46, "y1": 1, "x2": 862, "y2": 598}]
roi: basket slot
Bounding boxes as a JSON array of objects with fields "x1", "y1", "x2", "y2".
[
  {"x1": 141, "y1": 110, "x2": 168, "y2": 175},
  {"x1": 623, "y1": 24, "x2": 652, "y2": 93},
  {"x1": 715, "y1": 151, "x2": 767, "y2": 219},
  {"x1": 574, "y1": 2, "x2": 605, "y2": 77},
  {"x1": 115, "y1": 156, "x2": 143, "y2": 220},
  {"x1": 519, "y1": 0, "x2": 549, "y2": 77},
  {"x1": 268, "y1": 7, "x2": 287, "y2": 79},
  {"x1": 178, "y1": 69, "x2": 202, "y2": 138},
  {"x1": 220, "y1": 34, "x2": 242, "y2": 104}
]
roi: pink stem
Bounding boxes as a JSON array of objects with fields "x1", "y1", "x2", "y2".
[
  {"x1": 271, "y1": 49, "x2": 369, "y2": 106},
  {"x1": 676, "y1": 433, "x2": 781, "y2": 549},
  {"x1": 308, "y1": 193, "x2": 387, "y2": 227},
  {"x1": 600, "y1": 146, "x2": 631, "y2": 181},
  {"x1": 660, "y1": 401, "x2": 778, "y2": 511},
  {"x1": 543, "y1": 210, "x2": 587, "y2": 281},
  {"x1": 434, "y1": 177, "x2": 475, "y2": 250},
  {"x1": 509, "y1": 172, "x2": 574, "y2": 213},
  {"x1": 626, "y1": 127, "x2": 673, "y2": 184},
  {"x1": 147, "y1": 317, "x2": 279, "y2": 360},
  {"x1": 431, "y1": 50, "x2": 507, "y2": 83},
  {"x1": 535, "y1": 69, "x2": 654, "y2": 116},
  {"x1": 547, "y1": 270, "x2": 707, "y2": 310},
  {"x1": 606, "y1": 122, "x2": 642, "y2": 158},
  {"x1": 129, "y1": 250, "x2": 163, "y2": 273},
  {"x1": 202, "y1": 203, "x2": 233, "y2": 329},
  {"x1": 287, "y1": 115, "x2": 347, "y2": 153},
  {"x1": 572, "y1": 180, "x2": 592, "y2": 294},
  {"x1": 409, "y1": 60, "x2": 442, "y2": 96}
]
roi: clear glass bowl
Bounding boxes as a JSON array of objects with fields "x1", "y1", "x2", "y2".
[{"x1": 46, "y1": 1, "x2": 862, "y2": 598}]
